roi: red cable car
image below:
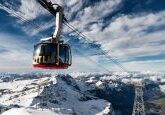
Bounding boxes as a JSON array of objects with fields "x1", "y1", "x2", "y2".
[
  {"x1": 33, "y1": 0, "x2": 72, "y2": 69},
  {"x1": 33, "y1": 41, "x2": 71, "y2": 69}
]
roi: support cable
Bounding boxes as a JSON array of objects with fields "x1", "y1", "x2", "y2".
[{"x1": 64, "y1": 21, "x2": 129, "y2": 72}]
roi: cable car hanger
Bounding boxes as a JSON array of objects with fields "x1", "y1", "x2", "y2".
[{"x1": 33, "y1": 0, "x2": 72, "y2": 69}]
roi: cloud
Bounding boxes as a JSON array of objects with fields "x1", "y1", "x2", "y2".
[
  {"x1": 0, "y1": 0, "x2": 165, "y2": 72},
  {"x1": 122, "y1": 59, "x2": 165, "y2": 72},
  {"x1": 0, "y1": 2, "x2": 54, "y2": 36},
  {"x1": 19, "y1": 0, "x2": 46, "y2": 20},
  {"x1": 63, "y1": 3, "x2": 165, "y2": 71},
  {"x1": 0, "y1": 33, "x2": 33, "y2": 72},
  {"x1": 63, "y1": 0, "x2": 122, "y2": 32},
  {"x1": 127, "y1": 59, "x2": 165, "y2": 64},
  {"x1": 2, "y1": 0, "x2": 47, "y2": 20},
  {"x1": 68, "y1": 54, "x2": 112, "y2": 73},
  {"x1": 21, "y1": 19, "x2": 54, "y2": 36},
  {"x1": 0, "y1": 0, "x2": 123, "y2": 36},
  {"x1": 81, "y1": 11, "x2": 165, "y2": 58}
]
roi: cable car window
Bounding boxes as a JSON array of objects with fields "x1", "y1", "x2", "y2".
[
  {"x1": 33, "y1": 44, "x2": 57, "y2": 63},
  {"x1": 59, "y1": 46, "x2": 66, "y2": 64},
  {"x1": 65, "y1": 45, "x2": 71, "y2": 64},
  {"x1": 41, "y1": 45, "x2": 46, "y2": 56},
  {"x1": 33, "y1": 44, "x2": 46, "y2": 56},
  {"x1": 68, "y1": 47, "x2": 72, "y2": 65},
  {"x1": 34, "y1": 44, "x2": 41, "y2": 56},
  {"x1": 65, "y1": 46, "x2": 69, "y2": 64},
  {"x1": 45, "y1": 44, "x2": 56, "y2": 63},
  {"x1": 46, "y1": 44, "x2": 55, "y2": 56}
]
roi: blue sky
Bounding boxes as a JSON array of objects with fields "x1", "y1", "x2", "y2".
[{"x1": 0, "y1": 0, "x2": 165, "y2": 72}]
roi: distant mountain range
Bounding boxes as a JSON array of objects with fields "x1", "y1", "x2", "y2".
[{"x1": 0, "y1": 72, "x2": 165, "y2": 115}]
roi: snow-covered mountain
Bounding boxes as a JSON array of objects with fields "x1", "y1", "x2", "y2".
[
  {"x1": 0, "y1": 73, "x2": 113, "y2": 115},
  {"x1": 0, "y1": 72, "x2": 165, "y2": 115}
]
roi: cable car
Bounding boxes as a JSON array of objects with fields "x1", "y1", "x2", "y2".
[
  {"x1": 33, "y1": 1, "x2": 72, "y2": 69},
  {"x1": 33, "y1": 40, "x2": 71, "y2": 69}
]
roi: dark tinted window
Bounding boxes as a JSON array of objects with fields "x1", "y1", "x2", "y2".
[
  {"x1": 34, "y1": 44, "x2": 57, "y2": 56},
  {"x1": 46, "y1": 44, "x2": 56, "y2": 57},
  {"x1": 68, "y1": 47, "x2": 72, "y2": 65},
  {"x1": 59, "y1": 46, "x2": 66, "y2": 63},
  {"x1": 34, "y1": 44, "x2": 42, "y2": 56},
  {"x1": 59, "y1": 45, "x2": 71, "y2": 65}
]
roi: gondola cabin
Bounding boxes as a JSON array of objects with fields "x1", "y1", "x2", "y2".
[
  {"x1": 33, "y1": 41, "x2": 71, "y2": 69},
  {"x1": 32, "y1": 1, "x2": 72, "y2": 69}
]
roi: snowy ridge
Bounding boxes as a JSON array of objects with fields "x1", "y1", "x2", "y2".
[
  {"x1": 0, "y1": 73, "x2": 113, "y2": 115},
  {"x1": 0, "y1": 72, "x2": 165, "y2": 115}
]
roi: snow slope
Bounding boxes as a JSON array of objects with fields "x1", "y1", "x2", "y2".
[
  {"x1": 0, "y1": 72, "x2": 165, "y2": 115},
  {"x1": 0, "y1": 73, "x2": 113, "y2": 115},
  {"x1": 1, "y1": 108, "x2": 56, "y2": 115}
]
